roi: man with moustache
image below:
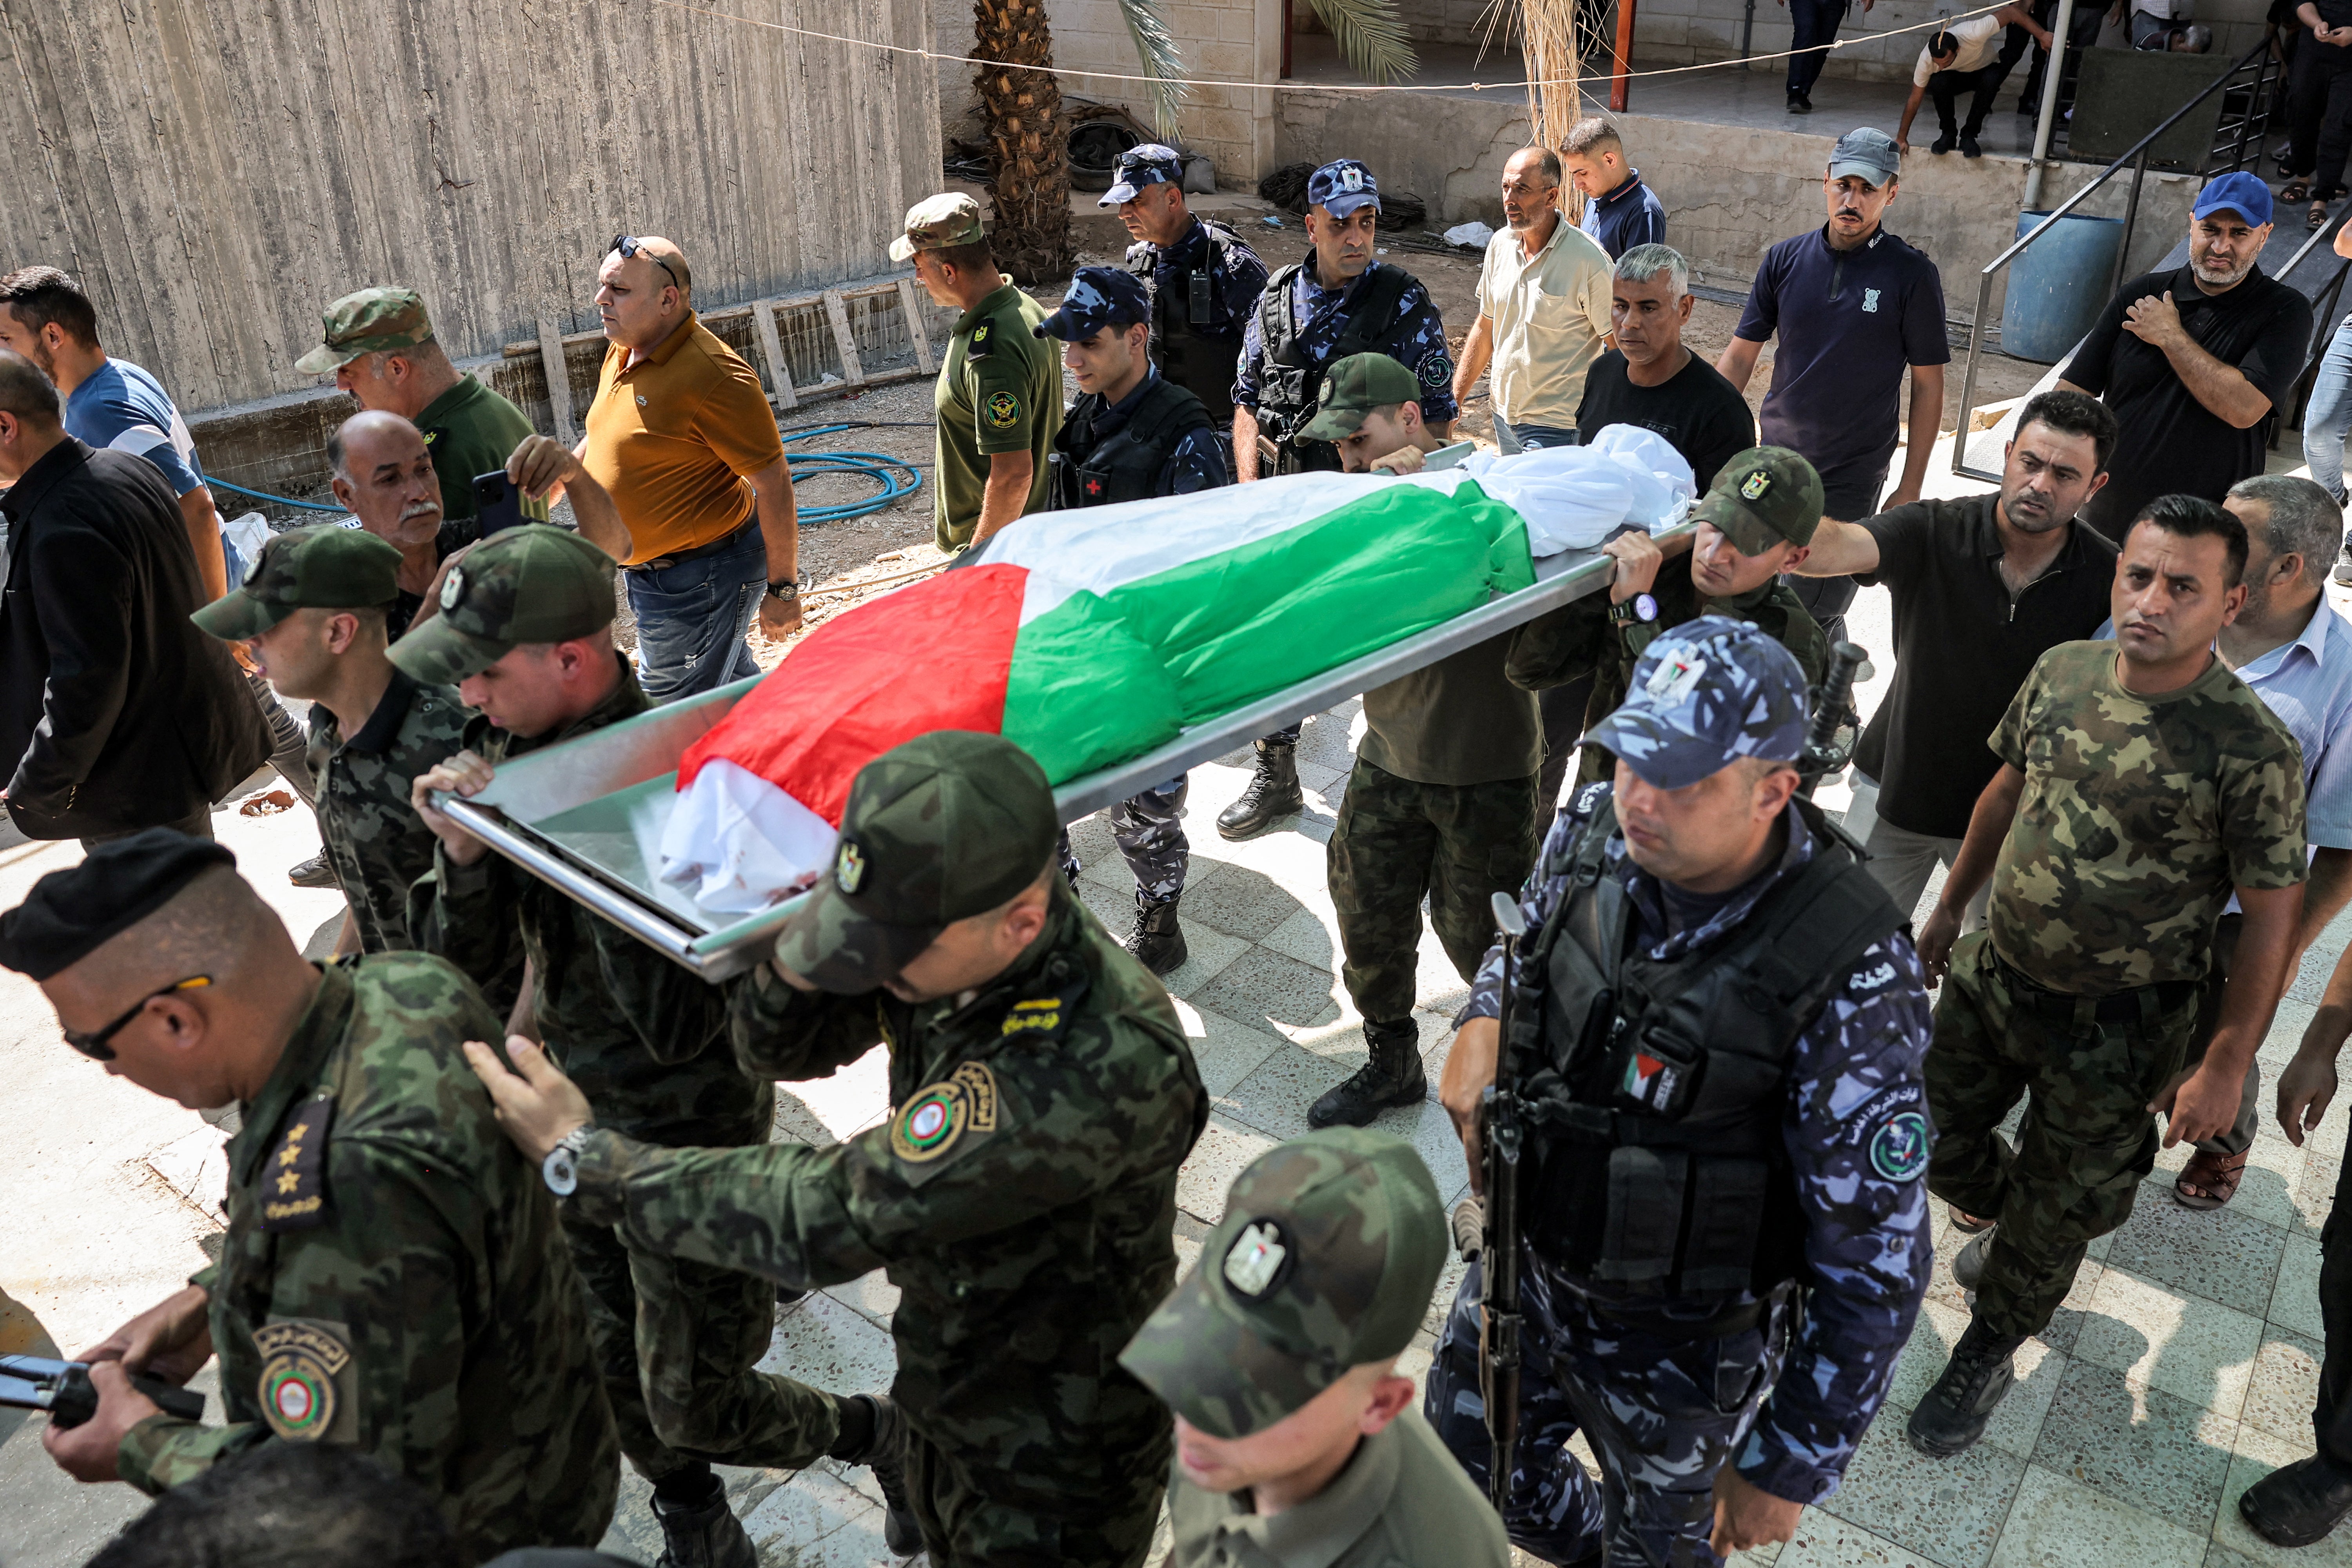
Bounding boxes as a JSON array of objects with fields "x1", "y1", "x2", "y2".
[
  {"x1": 1452, "y1": 146, "x2": 1615, "y2": 454},
  {"x1": 1107, "y1": 144, "x2": 1269, "y2": 429},
  {"x1": 2061, "y1": 174, "x2": 2314, "y2": 543},
  {"x1": 327, "y1": 411, "x2": 467, "y2": 640},
  {"x1": 1790, "y1": 390, "x2": 2122, "y2": 926}
]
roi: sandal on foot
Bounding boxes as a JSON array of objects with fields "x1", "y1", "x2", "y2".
[
  {"x1": 2174, "y1": 1147, "x2": 2249, "y2": 1210},
  {"x1": 2314, "y1": 201, "x2": 2332, "y2": 231},
  {"x1": 1949, "y1": 1206, "x2": 1996, "y2": 1233},
  {"x1": 2283, "y1": 180, "x2": 2312, "y2": 204}
]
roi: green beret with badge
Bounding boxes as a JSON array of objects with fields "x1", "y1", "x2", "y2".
[
  {"x1": 190, "y1": 525, "x2": 404, "y2": 641},
  {"x1": 386, "y1": 523, "x2": 617, "y2": 685},
  {"x1": 1297, "y1": 353, "x2": 1425, "y2": 444}
]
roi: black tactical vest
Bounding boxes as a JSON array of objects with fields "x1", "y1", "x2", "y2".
[
  {"x1": 1128, "y1": 219, "x2": 1253, "y2": 424},
  {"x1": 1251, "y1": 261, "x2": 1414, "y2": 474},
  {"x1": 1049, "y1": 376, "x2": 1213, "y2": 510},
  {"x1": 1511, "y1": 794, "x2": 1902, "y2": 1313}
]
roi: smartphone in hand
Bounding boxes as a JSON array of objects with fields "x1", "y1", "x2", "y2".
[{"x1": 473, "y1": 472, "x2": 528, "y2": 535}]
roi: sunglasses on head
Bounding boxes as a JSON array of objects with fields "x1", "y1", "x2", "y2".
[
  {"x1": 65, "y1": 975, "x2": 210, "y2": 1062},
  {"x1": 607, "y1": 234, "x2": 682, "y2": 294}
]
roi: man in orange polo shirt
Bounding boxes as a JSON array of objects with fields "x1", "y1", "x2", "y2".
[{"x1": 575, "y1": 235, "x2": 799, "y2": 702}]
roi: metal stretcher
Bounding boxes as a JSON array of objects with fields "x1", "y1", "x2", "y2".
[{"x1": 436, "y1": 525, "x2": 1686, "y2": 982}]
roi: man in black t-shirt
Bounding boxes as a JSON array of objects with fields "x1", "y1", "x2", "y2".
[
  {"x1": 2061, "y1": 173, "x2": 2311, "y2": 543},
  {"x1": 1789, "y1": 390, "x2": 2120, "y2": 922},
  {"x1": 1576, "y1": 244, "x2": 1757, "y2": 492}
]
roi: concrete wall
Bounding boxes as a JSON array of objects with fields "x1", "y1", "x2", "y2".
[
  {"x1": 0, "y1": 0, "x2": 941, "y2": 421},
  {"x1": 935, "y1": 0, "x2": 1282, "y2": 185},
  {"x1": 1626, "y1": 0, "x2": 2273, "y2": 84},
  {"x1": 1273, "y1": 83, "x2": 2198, "y2": 316}
]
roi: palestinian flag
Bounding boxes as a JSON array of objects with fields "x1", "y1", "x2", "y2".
[{"x1": 660, "y1": 471, "x2": 1534, "y2": 907}]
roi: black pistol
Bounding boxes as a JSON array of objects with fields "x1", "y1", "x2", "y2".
[{"x1": 0, "y1": 1354, "x2": 206, "y2": 1429}]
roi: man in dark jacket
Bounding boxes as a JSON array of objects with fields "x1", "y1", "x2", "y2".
[{"x1": 0, "y1": 351, "x2": 268, "y2": 843}]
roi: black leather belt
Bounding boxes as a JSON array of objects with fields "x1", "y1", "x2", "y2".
[
  {"x1": 1988, "y1": 945, "x2": 2201, "y2": 1025},
  {"x1": 623, "y1": 515, "x2": 756, "y2": 573}
]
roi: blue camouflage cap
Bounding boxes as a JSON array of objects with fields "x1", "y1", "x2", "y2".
[
  {"x1": 1308, "y1": 159, "x2": 1382, "y2": 220},
  {"x1": 1034, "y1": 266, "x2": 1153, "y2": 341},
  {"x1": 1102, "y1": 143, "x2": 1186, "y2": 206},
  {"x1": 1585, "y1": 615, "x2": 1809, "y2": 789}
]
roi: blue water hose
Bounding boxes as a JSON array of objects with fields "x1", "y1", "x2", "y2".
[
  {"x1": 207, "y1": 475, "x2": 344, "y2": 512},
  {"x1": 781, "y1": 423, "x2": 922, "y2": 523}
]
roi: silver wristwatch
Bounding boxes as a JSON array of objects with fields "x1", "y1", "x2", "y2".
[{"x1": 542, "y1": 1125, "x2": 595, "y2": 1198}]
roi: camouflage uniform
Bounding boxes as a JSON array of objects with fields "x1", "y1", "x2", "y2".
[
  {"x1": 1428, "y1": 618, "x2": 1933, "y2": 1566},
  {"x1": 1061, "y1": 778, "x2": 1191, "y2": 901},
  {"x1": 117, "y1": 953, "x2": 620, "y2": 1564},
  {"x1": 304, "y1": 673, "x2": 475, "y2": 955},
  {"x1": 406, "y1": 664, "x2": 844, "y2": 1481},
  {"x1": 1928, "y1": 639, "x2": 2307, "y2": 1339},
  {"x1": 564, "y1": 883, "x2": 1208, "y2": 1567}
]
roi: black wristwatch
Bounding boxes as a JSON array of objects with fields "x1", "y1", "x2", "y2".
[
  {"x1": 542, "y1": 1126, "x2": 594, "y2": 1198},
  {"x1": 1608, "y1": 592, "x2": 1659, "y2": 627},
  {"x1": 766, "y1": 580, "x2": 801, "y2": 602}
]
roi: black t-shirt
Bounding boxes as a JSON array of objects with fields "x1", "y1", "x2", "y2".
[
  {"x1": 1853, "y1": 495, "x2": 2120, "y2": 837},
  {"x1": 2063, "y1": 264, "x2": 2312, "y2": 541},
  {"x1": 1576, "y1": 349, "x2": 1758, "y2": 492}
]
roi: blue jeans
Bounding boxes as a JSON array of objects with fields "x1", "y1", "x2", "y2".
[
  {"x1": 1787, "y1": 0, "x2": 1848, "y2": 96},
  {"x1": 625, "y1": 524, "x2": 768, "y2": 704},
  {"x1": 1494, "y1": 418, "x2": 1578, "y2": 454},
  {"x1": 2306, "y1": 314, "x2": 2352, "y2": 505}
]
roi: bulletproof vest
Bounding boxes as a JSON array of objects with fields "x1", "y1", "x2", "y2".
[
  {"x1": 1251, "y1": 260, "x2": 1414, "y2": 474},
  {"x1": 1129, "y1": 220, "x2": 1251, "y2": 423},
  {"x1": 1049, "y1": 376, "x2": 1212, "y2": 510},
  {"x1": 1512, "y1": 795, "x2": 1902, "y2": 1308}
]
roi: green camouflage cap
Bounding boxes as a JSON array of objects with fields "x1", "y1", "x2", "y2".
[
  {"x1": 888, "y1": 193, "x2": 987, "y2": 263},
  {"x1": 191, "y1": 524, "x2": 403, "y2": 641},
  {"x1": 1118, "y1": 1129, "x2": 1445, "y2": 1439},
  {"x1": 1297, "y1": 353, "x2": 1424, "y2": 443},
  {"x1": 776, "y1": 731, "x2": 1059, "y2": 991},
  {"x1": 294, "y1": 287, "x2": 436, "y2": 375},
  {"x1": 1690, "y1": 445, "x2": 1824, "y2": 555},
  {"x1": 385, "y1": 524, "x2": 615, "y2": 685}
]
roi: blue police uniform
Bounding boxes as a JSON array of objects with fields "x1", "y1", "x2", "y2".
[
  {"x1": 1234, "y1": 261, "x2": 1457, "y2": 434},
  {"x1": 1425, "y1": 619, "x2": 1934, "y2": 1568}
]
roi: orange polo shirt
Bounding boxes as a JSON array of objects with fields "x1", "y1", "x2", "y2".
[{"x1": 582, "y1": 311, "x2": 784, "y2": 564}]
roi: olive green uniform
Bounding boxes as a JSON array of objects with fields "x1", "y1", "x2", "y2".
[
  {"x1": 1506, "y1": 553, "x2": 1831, "y2": 788},
  {"x1": 407, "y1": 665, "x2": 844, "y2": 1483},
  {"x1": 565, "y1": 889, "x2": 1208, "y2": 1565},
  {"x1": 416, "y1": 374, "x2": 544, "y2": 528},
  {"x1": 935, "y1": 280, "x2": 1060, "y2": 550},
  {"x1": 116, "y1": 953, "x2": 619, "y2": 1564},
  {"x1": 1929, "y1": 641, "x2": 2308, "y2": 1338},
  {"x1": 1331, "y1": 634, "x2": 1544, "y2": 1024}
]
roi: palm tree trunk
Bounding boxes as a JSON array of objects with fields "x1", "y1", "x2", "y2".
[{"x1": 972, "y1": 0, "x2": 1072, "y2": 283}]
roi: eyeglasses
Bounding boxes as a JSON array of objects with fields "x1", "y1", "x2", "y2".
[
  {"x1": 64, "y1": 976, "x2": 211, "y2": 1062},
  {"x1": 606, "y1": 234, "x2": 682, "y2": 294}
]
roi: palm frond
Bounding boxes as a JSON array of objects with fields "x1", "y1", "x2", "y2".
[
  {"x1": 1309, "y1": 0, "x2": 1419, "y2": 86},
  {"x1": 1111, "y1": 0, "x2": 1189, "y2": 140}
]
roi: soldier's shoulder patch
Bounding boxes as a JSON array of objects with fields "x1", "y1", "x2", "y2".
[
  {"x1": 967, "y1": 320, "x2": 994, "y2": 359},
  {"x1": 258, "y1": 1091, "x2": 335, "y2": 1233},
  {"x1": 1840, "y1": 1082, "x2": 1929, "y2": 1182},
  {"x1": 1000, "y1": 995, "x2": 1068, "y2": 1038},
  {"x1": 1568, "y1": 779, "x2": 1613, "y2": 823},
  {"x1": 887, "y1": 1060, "x2": 1004, "y2": 1181},
  {"x1": 984, "y1": 390, "x2": 1022, "y2": 429},
  {"x1": 254, "y1": 1317, "x2": 359, "y2": 1442}
]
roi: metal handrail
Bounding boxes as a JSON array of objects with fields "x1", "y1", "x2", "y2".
[
  {"x1": 1950, "y1": 37, "x2": 2281, "y2": 480},
  {"x1": 2276, "y1": 204, "x2": 2352, "y2": 439}
]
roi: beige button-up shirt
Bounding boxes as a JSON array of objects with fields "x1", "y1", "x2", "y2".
[{"x1": 1476, "y1": 213, "x2": 1615, "y2": 430}]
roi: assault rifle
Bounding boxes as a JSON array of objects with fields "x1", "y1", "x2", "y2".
[
  {"x1": 1478, "y1": 889, "x2": 1531, "y2": 1514},
  {"x1": 1799, "y1": 641, "x2": 1869, "y2": 788},
  {"x1": 0, "y1": 1355, "x2": 205, "y2": 1429}
]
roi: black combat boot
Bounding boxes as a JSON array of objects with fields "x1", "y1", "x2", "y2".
[
  {"x1": 1126, "y1": 894, "x2": 1189, "y2": 976},
  {"x1": 1308, "y1": 1017, "x2": 1427, "y2": 1128},
  {"x1": 2241, "y1": 1454, "x2": 2352, "y2": 1547},
  {"x1": 1906, "y1": 1318, "x2": 2025, "y2": 1458},
  {"x1": 835, "y1": 1393, "x2": 924, "y2": 1557},
  {"x1": 652, "y1": 1476, "x2": 756, "y2": 1568},
  {"x1": 1216, "y1": 740, "x2": 1303, "y2": 840}
]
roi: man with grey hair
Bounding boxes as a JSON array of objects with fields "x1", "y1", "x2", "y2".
[
  {"x1": 1452, "y1": 145, "x2": 1614, "y2": 452},
  {"x1": 2166, "y1": 473, "x2": 2352, "y2": 1208},
  {"x1": 1575, "y1": 244, "x2": 1755, "y2": 492}
]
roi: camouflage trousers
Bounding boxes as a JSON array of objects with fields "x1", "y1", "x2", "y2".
[
  {"x1": 902, "y1": 1427, "x2": 1165, "y2": 1568},
  {"x1": 1427, "y1": 1258, "x2": 1793, "y2": 1567},
  {"x1": 1330, "y1": 759, "x2": 1539, "y2": 1024},
  {"x1": 1057, "y1": 775, "x2": 1190, "y2": 902},
  {"x1": 1925, "y1": 933, "x2": 2201, "y2": 1339}
]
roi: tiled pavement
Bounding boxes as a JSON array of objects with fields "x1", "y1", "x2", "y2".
[{"x1": 603, "y1": 691, "x2": 2352, "y2": 1568}]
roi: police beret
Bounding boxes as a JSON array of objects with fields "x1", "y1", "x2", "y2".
[{"x1": 0, "y1": 830, "x2": 236, "y2": 980}]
